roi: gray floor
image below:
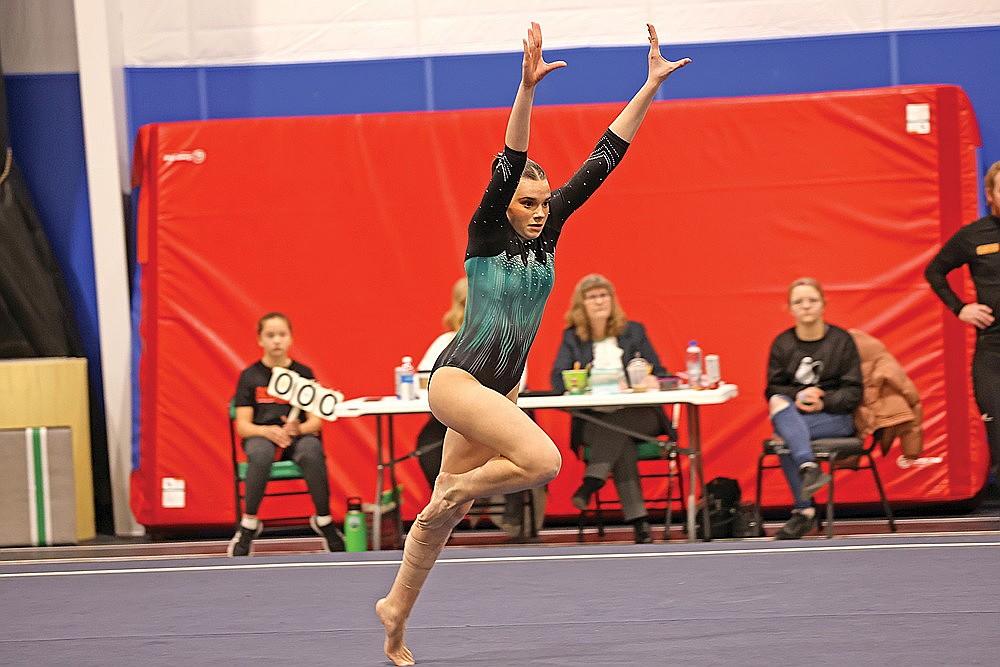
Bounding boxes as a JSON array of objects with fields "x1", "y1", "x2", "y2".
[
  {"x1": 2, "y1": 534, "x2": 998, "y2": 666},
  {"x1": 2, "y1": 489, "x2": 998, "y2": 665}
]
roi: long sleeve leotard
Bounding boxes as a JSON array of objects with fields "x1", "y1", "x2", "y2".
[{"x1": 433, "y1": 129, "x2": 629, "y2": 394}]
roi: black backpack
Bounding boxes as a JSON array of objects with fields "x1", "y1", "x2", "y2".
[{"x1": 695, "y1": 477, "x2": 741, "y2": 539}]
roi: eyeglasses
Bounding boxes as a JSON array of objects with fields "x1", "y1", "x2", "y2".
[{"x1": 584, "y1": 292, "x2": 611, "y2": 302}]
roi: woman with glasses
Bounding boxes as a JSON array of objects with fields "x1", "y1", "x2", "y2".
[
  {"x1": 550, "y1": 273, "x2": 675, "y2": 544},
  {"x1": 765, "y1": 277, "x2": 862, "y2": 539}
]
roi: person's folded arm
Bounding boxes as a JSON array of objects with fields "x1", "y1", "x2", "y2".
[{"x1": 765, "y1": 341, "x2": 796, "y2": 400}]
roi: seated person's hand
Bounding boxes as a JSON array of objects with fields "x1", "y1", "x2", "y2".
[
  {"x1": 281, "y1": 415, "x2": 301, "y2": 438},
  {"x1": 795, "y1": 387, "x2": 825, "y2": 413},
  {"x1": 264, "y1": 424, "x2": 292, "y2": 448}
]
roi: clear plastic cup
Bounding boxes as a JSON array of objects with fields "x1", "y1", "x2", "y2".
[{"x1": 626, "y1": 357, "x2": 650, "y2": 391}]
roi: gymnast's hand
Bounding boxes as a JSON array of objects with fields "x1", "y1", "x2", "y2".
[
  {"x1": 646, "y1": 24, "x2": 691, "y2": 85},
  {"x1": 521, "y1": 21, "x2": 566, "y2": 88}
]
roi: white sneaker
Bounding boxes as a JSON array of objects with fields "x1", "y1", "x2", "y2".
[{"x1": 897, "y1": 455, "x2": 943, "y2": 469}]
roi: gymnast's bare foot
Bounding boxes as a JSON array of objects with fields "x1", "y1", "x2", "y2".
[
  {"x1": 376, "y1": 597, "x2": 414, "y2": 666},
  {"x1": 416, "y1": 471, "x2": 460, "y2": 530}
]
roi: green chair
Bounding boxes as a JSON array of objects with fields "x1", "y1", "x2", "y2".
[{"x1": 229, "y1": 399, "x2": 312, "y2": 526}]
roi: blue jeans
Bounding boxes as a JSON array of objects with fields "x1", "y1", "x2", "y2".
[{"x1": 769, "y1": 398, "x2": 854, "y2": 509}]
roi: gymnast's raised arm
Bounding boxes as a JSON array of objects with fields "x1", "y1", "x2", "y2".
[
  {"x1": 505, "y1": 21, "x2": 566, "y2": 151},
  {"x1": 608, "y1": 24, "x2": 690, "y2": 142}
]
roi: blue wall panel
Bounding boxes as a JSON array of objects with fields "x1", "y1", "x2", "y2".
[
  {"x1": 204, "y1": 57, "x2": 428, "y2": 120},
  {"x1": 125, "y1": 67, "x2": 207, "y2": 143},
  {"x1": 532, "y1": 46, "x2": 655, "y2": 105},
  {"x1": 671, "y1": 33, "x2": 894, "y2": 99},
  {"x1": 428, "y1": 52, "x2": 520, "y2": 111}
]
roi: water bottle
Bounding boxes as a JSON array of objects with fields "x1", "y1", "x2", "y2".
[
  {"x1": 343, "y1": 496, "x2": 368, "y2": 552},
  {"x1": 685, "y1": 340, "x2": 703, "y2": 389},
  {"x1": 394, "y1": 356, "x2": 416, "y2": 400}
]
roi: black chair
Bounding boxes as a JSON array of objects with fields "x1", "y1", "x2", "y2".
[
  {"x1": 469, "y1": 489, "x2": 540, "y2": 539},
  {"x1": 229, "y1": 399, "x2": 312, "y2": 526},
  {"x1": 753, "y1": 435, "x2": 896, "y2": 538}
]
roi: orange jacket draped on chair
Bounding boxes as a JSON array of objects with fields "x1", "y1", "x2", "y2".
[{"x1": 849, "y1": 329, "x2": 924, "y2": 458}]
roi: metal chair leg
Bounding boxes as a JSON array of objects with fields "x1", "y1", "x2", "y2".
[
  {"x1": 754, "y1": 451, "x2": 767, "y2": 529},
  {"x1": 665, "y1": 457, "x2": 675, "y2": 538},
  {"x1": 866, "y1": 452, "x2": 896, "y2": 532},
  {"x1": 668, "y1": 454, "x2": 686, "y2": 540},
  {"x1": 594, "y1": 490, "x2": 605, "y2": 537},
  {"x1": 526, "y1": 488, "x2": 538, "y2": 538},
  {"x1": 824, "y1": 454, "x2": 837, "y2": 539}
]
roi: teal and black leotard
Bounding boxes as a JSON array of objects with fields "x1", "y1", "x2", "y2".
[{"x1": 432, "y1": 129, "x2": 630, "y2": 395}]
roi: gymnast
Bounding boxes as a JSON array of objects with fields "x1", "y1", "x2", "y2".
[{"x1": 376, "y1": 22, "x2": 690, "y2": 666}]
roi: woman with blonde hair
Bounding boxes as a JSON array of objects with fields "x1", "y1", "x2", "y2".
[
  {"x1": 550, "y1": 273, "x2": 674, "y2": 543},
  {"x1": 413, "y1": 278, "x2": 469, "y2": 486}
]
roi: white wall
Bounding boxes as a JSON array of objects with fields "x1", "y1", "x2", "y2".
[{"x1": 4, "y1": 0, "x2": 1000, "y2": 73}]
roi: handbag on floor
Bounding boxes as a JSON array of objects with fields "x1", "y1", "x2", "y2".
[{"x1": 695, "y1": 477, "x2": 741, "y2": 539}]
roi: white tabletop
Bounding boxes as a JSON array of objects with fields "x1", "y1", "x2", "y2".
[{"x1": 335, "y1": 383, "x2": 739, "y2": 417}]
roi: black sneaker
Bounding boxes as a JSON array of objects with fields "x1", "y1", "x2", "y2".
[
  {"x1": 799, "y1": 463, "x2": 832, "y2": 501},
  {"x1": 227, "y1": 522, "x2": 263, "y2": 557},
  {"x1": 633, "y1": 519, "x2": 653, "y2": 544},
  {"x1": 571, "y1": 488, "x2": 592, "y2": 511},
  {"x1": 572, "y1": 478, "x2": 605, "y2": 511},
  {"x1": 774, "y1": 511, "x2": 816, "y2": 540},
  {"x1": 310, "y1": 515, "x2": 346, "y2": 552}
]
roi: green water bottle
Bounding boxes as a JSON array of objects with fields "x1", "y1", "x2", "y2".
[{"x1": 344, "y1": 496, "x2": 367, "y2": 552}]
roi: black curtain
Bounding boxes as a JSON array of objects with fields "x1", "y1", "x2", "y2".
[{"x1": 0, "y1": 77, "x2": 84, "y2": 357}]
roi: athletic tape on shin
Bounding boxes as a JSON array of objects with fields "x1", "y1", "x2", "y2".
[{"x1": 398, "y1": 501, "x2": 472, "y2": 591}]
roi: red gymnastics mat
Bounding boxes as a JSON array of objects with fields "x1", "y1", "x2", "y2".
[{"x1": 130, "y1": 85, "x2": 986, "y2": 530}]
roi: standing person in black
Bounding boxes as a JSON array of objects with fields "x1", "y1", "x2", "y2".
[
  {"x1": 229, "y1": 312, "x2": 345, "y2": 556},
  {"x1": 376, "y1": 23, "x2": 690, "y2": 667},
  {"x1": 925, "y1": 160, "x2": 1000, "y2": 481}
]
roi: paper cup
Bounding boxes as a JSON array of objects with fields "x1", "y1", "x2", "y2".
[{"x1": 561, "y1": 369, "x2": 589, "y2": 395}]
